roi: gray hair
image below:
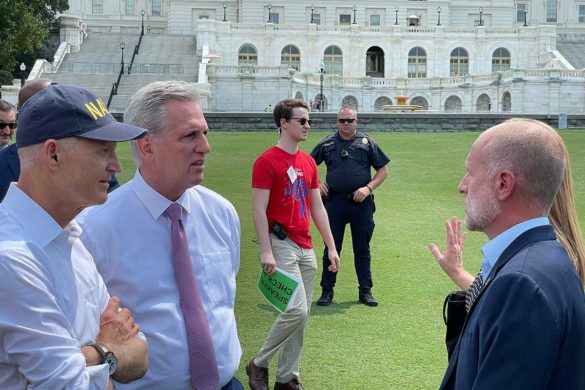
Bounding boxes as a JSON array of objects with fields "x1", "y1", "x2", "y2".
[
  {"x1": 18, "y1": 137, "x2": 80, "y2": 169},
  {"x1": 485, "y1": 118, "x2": 565, "y2": 213},
  {"x1": 0, "y1": 99, "x2": 16, "y2": 113},
  {"x1": 124, "y1": 81, "x2": 200, "y2": 166}
]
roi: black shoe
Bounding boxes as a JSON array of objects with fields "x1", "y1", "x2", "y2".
[
  {"x1": 246, "y1": 358, "x2": 269, "y2": 390},
  {"x1": 359, "y1": 289, "x2": 378, "y2": 307},
  {"x1": 316, "y1": 289, "x2": 334, "y2": 306}
]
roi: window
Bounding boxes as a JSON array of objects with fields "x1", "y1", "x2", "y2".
[
  {"x1": 580, "y1": 5, "x2": 585, "y2": 23},
  {"x1": 238, "y1": 44, "x2": 258, "y2": 65},
  {"x1": 445, "y1": 96, "x2": 463, "y2": 112},
  {"x1": 152, "y1": 0, "x2": 161, "y2": 16},
  {"x1": 492, "y1": 48, "x2": 511, "y2": 72},
  {"x1": 269, "y1": 12, "x2": 279, "y2": 23},
  {"x1": 199, "y1": 15, "x2": 209, "y2": 20},
  {"x1": 313, "y1": 14, "x2": 321, "y2": 24},
  {"x1": 407, "y1": 47, "x2": 427, "y2": 78},
  {"x1": 339, "y1": 14, "x2": 351, "y2": 25},
  {"x1": 281, "y1": 45, "x2": 301, "y2": 71},
  {"x1": 92, "y1": 0, "x2": 103, "y2": 14},
  {"x1": 324, "y1": 46, "x2": 343, "y2": 75},
  {"x1": 516, "y1": 4, "x2": 526, "y2": 23},
  {"x1": 370, "y1": 15, "x2": 381, "y2": 26},
  {"x1": 545, "y1": 0, "x2": 557, "y2": 22},
  {"x1": 450, "y1": 47, "x2": 469, "y2": 76},
  {"x1": 126, "y1": 0, "x2": 135, "y2": 15}
]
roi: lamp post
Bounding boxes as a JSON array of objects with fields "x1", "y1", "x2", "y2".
[
  {"x1": 352, "y1": 5, "x2": 357, "y2": 24},
  {"x1": 120, "y1": 41, "x2": 126, "y2": 73},
  {"x1": 319, "y1": 61, "x2": 324, "y2": 112},
  {"x1": 267, "y1": 3, "x2": 272, "y2": 23},
  {"x1": 479, "y1": 7, "x2": 483, "y2": 26},
  {"x1": 141, "y1": 9, "x2": 145, "y2": 35},
  {"x1": 310, "y1": 4, "x2": 314, "y2": 23},
  {"x1": 437, "y1": 7, "x2": 441, "y2": 26},
  {"x1": 147, "y1": 25, "x2": 151, "y2": 34},
  {"x1": 223, "y1": 2, "x2": 227, "y2": 22},
  {"x1": 19, "y1": 63, "x2": 26, "y2": 87},
  {"x1": 394, "y1": 6, "x2": 399, "y2": 26},
  {"x1": 523, "y1": 8, "x2": 528, "y2": 26}
]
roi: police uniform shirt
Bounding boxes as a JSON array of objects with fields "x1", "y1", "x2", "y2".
[{"x1": 311, "y1": 131, "x2": 390, "y2": 194}]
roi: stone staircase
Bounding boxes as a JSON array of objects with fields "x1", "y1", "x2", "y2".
[
  {"x1": 556, "y1": 41, "x2": 585, "y2": 69},
  {"x1": 42, "y1": 33, "x2": 199, "y2": 112}
]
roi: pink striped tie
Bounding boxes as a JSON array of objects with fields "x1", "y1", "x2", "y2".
[{"x1": 165, "y1": 203, "x2": 219, "y2": 390}]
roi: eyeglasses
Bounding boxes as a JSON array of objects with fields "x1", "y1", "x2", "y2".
[
  {"x1": 338, "y1": 118, "x2": 356, "y2": 124},
  {"x1": 0, "y1": 122, "x2": 17, "y2": 130},
  {"x1": 289, "y1": 118, "x2": 313, "y2": 126}
]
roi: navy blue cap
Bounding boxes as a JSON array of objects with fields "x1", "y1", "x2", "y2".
[{"x1": 16, "y1": 84, "x2": 147, "y2": 147}]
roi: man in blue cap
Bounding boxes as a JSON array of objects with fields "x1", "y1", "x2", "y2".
[
  {"x1": 0, "y1": 84, "x2": 149, "y2": 389},
  {"x1": 0, "y1": 79, "x2": 119, "y2": 202}
]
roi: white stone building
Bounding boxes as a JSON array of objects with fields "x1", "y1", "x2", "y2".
[{"x1": 57, "y1": 0, "x2": 585, "y2": 113}]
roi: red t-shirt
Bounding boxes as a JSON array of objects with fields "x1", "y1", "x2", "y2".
[{"x1": 252, "y1": 146, "x2": 319, "y2": 249}]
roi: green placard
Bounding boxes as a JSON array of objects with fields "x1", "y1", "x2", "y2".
[{"x1": 257, "y1": 268, "x2": 301, "y2": 313}]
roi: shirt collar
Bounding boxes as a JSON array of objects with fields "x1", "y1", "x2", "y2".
[
  {"x1": 1, "y1": 183, "x2": 69, "y2": 247},
  {"x1": 131, "y1": 170, "x2": 191, "y2": 220},
  {"x1": 481, "y1": 217, "x2": 549, "y2": 279}
]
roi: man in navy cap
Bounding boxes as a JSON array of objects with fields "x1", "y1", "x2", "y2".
[
  {"x1": 0, "y1": 79, "x2": 119, "y2": 202},
  {"x1": 0, "y1": 84, "x2": 148, "y2": 389}
]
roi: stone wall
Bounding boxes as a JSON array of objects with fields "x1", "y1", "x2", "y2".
[{"x1": 201, "y1": 112, "x2": 585, "y2": 132}]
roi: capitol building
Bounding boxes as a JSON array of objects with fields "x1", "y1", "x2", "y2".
[{"x1": 32, "y1": 0, "x2": 585, "y2": 114}]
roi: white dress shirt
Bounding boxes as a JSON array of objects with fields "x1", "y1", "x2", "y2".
[
  {"x1": 0, "y1": 184, "x2": 110, "y2": 389},
  {"x1": 79, "y1": 170, "x2": 242, "y2": 389}
]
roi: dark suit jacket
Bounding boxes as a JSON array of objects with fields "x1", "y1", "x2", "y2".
[
  {"x1": 0, "y1": 143, "x2": 119, "y2": 202},
  {"x1": 0, "y1": 144, "x2": 19, "y2": 202},
  {"x1": 441, "y1": 225, "x2": 585, "y2": 390}
]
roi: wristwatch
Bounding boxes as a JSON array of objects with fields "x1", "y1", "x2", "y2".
[{"x1": 87, "y1": 343, "x2": 118, "y2": 376}]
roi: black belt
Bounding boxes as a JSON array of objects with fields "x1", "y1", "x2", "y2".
[{"x1": 330, "y1": 191, "x2": 355, "y2": 201}]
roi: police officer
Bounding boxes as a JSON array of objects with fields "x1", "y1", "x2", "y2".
[{"x1": 310, "y1": 106, "x2": 390, "y2": 306}]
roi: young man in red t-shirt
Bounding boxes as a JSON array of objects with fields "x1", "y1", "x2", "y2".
[{"x1": 247, "y1": 99, "x2": 340, "y2": 390}]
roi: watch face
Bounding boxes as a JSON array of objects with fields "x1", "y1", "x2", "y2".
[{"x1": 104, "y1": 352, "x2": 118, "y2": 376}]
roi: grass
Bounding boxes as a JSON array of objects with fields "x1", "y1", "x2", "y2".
[{"x1": 115, "y1": 130, "x2": 585, "y2": 389}]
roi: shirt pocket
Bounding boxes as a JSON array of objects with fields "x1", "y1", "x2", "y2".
[{"x1": 200, "y1": 252, "x2": 234, "y2": 305}]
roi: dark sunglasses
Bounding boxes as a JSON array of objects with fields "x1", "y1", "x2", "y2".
[
  {"x1": 289, "y1": 117, "x2": 313, "y2": 126},
  {"x1": 0, "y1": 122, "x2": 17, "y2": 130},
  {"x1": 338, "y1": 118, "x2": 356, "y2": 124}
]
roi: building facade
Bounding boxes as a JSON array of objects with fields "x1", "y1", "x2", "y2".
[{"x1": 60, "y1": 0, "x2": 585, "y2": 113}]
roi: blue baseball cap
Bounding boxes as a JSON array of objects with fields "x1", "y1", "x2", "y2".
[{"x1": 17, "y1": 83, "x2": 147, "y2": 147}]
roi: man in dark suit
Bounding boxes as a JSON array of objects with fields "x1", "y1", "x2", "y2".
[{"x1": 440, "y1": 118, "x2": 585, "y2": 389}]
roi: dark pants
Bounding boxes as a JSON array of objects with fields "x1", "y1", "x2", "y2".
[
  {"x1": 221, "y1": 376, "x2": 244, "y2": 390},
  {"x1": 321, "y1": 193, "x2": 375, "y2": 291}
]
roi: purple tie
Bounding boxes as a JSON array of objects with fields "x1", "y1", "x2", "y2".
[{"x1": 165, "y1": 203, "x2": 219, "y2": 390}]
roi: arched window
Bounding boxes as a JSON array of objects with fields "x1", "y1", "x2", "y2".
[
  {"x1": 366, "y1": 46, "x2": 385, "y2": 78},
  {"x1": 374, "y1": 97, "x2": 393, "y2": 111},
  {"x1": 502, "y1": 92, "x2": 512, "y2": 111},
  {"x1": 324, "y1": 46, "x2": 343, "y2": 75},
  {"x1": 476, "y1": 94, "x2": 491, "y2": 112},
  {"x1": 281, "y1": 45, "x2": 301, "y2": 71},
  {"x1": 450, "y1": 48, "x2": 469, "y2": 76},
  {"x1": 445, "y1": 96, "x2": 462, "y2": 112},
  {"x1": 341, "y1": 95, "x2": 358, "y2": 110},
  {"x1": 238, "y1": 44, "x2": 258, "y2": 66},
  {"x1": 492, "y1": 48, "x2": 511, "y2": 72},
  {"x1": 294, "y1": 91, "x2": 304, "y2": 101},
  {"x1": 408, "y1": 47, "x2": 427, "y2": 78},
  {"x1": 411, "y1": 96, "x2": 428, "y2": 110}
]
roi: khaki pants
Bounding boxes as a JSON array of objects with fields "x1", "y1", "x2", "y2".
[{"x1": 254, "y1": 234, "x2": 317, "y2": 383}]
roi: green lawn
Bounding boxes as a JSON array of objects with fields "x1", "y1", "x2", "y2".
[{"x1": 116, "y1": 130, "x2": 585, "y2": 389}]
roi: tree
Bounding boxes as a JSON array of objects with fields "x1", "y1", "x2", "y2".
[{"x1": 0, "y1": 0, "x2": 68, "y2": 79}]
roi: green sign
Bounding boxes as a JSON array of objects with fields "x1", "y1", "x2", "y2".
[{"x1": 257, "y1": 268, "x2": 301, "y2": 312}]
